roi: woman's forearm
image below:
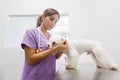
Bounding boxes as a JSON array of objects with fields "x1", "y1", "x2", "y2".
[{"x1": 28, "y1": 45, "x2": 59, "y2": 65}]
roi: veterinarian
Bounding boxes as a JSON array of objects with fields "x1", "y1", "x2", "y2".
[{"x1": 20, "y1": 8, "x2": 68, "y2": 80}]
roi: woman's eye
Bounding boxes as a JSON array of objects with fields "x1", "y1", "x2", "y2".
[
  {"x1": 49, "y1": 16, "x2": 58, "y2": 23},
  {"x1": 49, "y1": 17, "x2": 54, "y2": 21}
]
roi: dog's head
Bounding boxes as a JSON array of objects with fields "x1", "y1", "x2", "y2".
[{"x1": 48, "y1": 34, "x2": 65, "y2": 48}]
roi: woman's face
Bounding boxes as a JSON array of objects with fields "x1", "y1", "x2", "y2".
[{"x1": 42, "y1": 14, "x2": 59, "y2": 30}]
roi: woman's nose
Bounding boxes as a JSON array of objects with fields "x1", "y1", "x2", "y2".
[{"x1": 51, "y1": 22, "x2": 55, "y2": 26}]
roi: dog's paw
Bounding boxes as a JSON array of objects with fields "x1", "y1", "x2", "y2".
[
  {"x1": 66, "y1": 64, "x2": 76, "y2": 70},
  {"x1": 107, "y1": 63, "x2": 118, "y2": 70},
  {"x1": 110, "y1": 66, "x2": 118, "y2": 70}
]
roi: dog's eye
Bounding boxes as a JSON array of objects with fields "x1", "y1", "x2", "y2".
[{"x1": 52, "y1": 41, "x2": 56, "y2": 45}]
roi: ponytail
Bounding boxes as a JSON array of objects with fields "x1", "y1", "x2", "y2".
[{"x1": 36, "y1": 15, "x2": 42, "y2": 27}]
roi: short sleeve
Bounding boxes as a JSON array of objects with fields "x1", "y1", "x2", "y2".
[{"x1": 21, "y1": 28, "x2": 37, "y2": 49}]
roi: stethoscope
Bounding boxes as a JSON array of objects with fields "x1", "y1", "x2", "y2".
[{"x1": 37, "y1": 27, "x2": 42, "y2": 49}]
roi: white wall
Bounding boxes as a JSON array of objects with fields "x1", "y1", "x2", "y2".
[{"x1": 0, "y1": 0, "x2": 120, "y2": 80}]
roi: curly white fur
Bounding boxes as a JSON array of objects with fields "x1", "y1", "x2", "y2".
[{"x1": 48, "y1": 35, "x2": 118, "y2": 70}]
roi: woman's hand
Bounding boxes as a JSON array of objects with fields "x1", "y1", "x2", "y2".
[
  {"x1": 55, "y1": 50, "x2": 63, "y2": 59},
  {"x1": 56, "y1": 40, "x2": 68, "y2": 51}
]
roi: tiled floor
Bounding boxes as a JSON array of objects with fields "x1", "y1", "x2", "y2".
[{"x1": 54, "y1": 63, "x2": 120, "y2": 80}]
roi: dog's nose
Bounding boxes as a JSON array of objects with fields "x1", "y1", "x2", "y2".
[{"x1": 52, "y1": 41, "x2": 56, "y2": 45}]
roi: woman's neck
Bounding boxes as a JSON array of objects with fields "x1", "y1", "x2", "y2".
[
  {"x1": 39, "y1": 25, "x2": 47, "y2": 32},
  {"x1": 38, "y1": 25, "x2": 49, "y2": 38}
]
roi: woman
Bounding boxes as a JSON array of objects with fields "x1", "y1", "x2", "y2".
[{"x1": 20, "y1": 8, "x2": 68, "y2": 80}]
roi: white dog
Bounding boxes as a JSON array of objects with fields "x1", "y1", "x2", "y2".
[{"x1": 48, "y1": 35, "x2": 118, "y2": 70}]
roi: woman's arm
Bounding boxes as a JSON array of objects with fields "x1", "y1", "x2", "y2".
[
  {"x1": 24, "y1": 40, "x2": 68, "y2": 65},
  {"x1": 24, "y1": 45, "x2": 59, "y2": 65}
]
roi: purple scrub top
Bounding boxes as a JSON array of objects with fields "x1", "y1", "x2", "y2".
[{"x1": 20, "y1": 28, "x2": 56, "y2": 80}]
